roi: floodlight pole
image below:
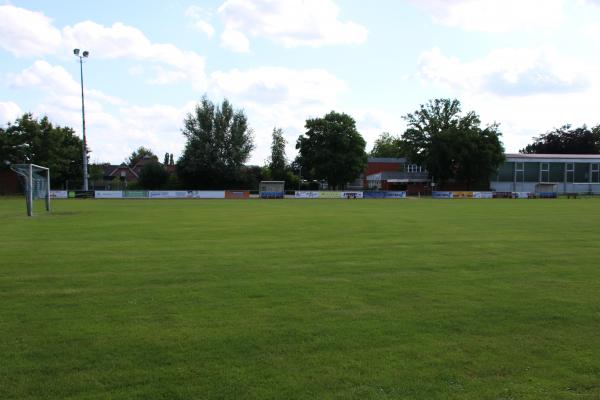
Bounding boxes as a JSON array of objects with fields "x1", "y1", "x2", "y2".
[{"x1": 75, "y1": 49, "x2": 89, "y2": 191}]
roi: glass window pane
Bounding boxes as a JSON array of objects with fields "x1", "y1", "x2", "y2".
[
  {"x1": 497, "y1": 162, "x2": 514, "y2": 182},
  {"x1": 575, "y1": 163, "x2": 589, "y2": 183},
  {"x1": 524, "y1": 162, "x2": 539, "y2": 181},
  {"x1": 549, "y1": 163, "x2": 563, "y2": 182}
]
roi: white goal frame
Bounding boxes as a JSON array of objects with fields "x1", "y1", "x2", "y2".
[{"x1": 10, "y1": 163, "x2": 50, "y2": 217}]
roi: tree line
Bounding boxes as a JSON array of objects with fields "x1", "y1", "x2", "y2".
[{"x1": 2, "y1": 96, "x2": 600, "y2": 191}]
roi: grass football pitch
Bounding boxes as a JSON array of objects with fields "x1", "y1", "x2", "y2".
[{"x1": 1, "y1": 197, "x2": 599, "y2": 399}]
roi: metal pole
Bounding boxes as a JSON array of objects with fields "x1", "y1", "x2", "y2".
[
  {"x1": 28, "y1": 164, "x2": 33, "y2": 217},
  {"x1": 79, "y1": 56, "x2": 89, "y2": 191},
  {"x1": 46, "y1": 168, "x2": 51, "y2": 212}
]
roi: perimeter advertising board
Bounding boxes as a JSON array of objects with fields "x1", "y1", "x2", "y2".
[
  {"x1": 123, "y1": 191, "x2": 147, "y2": 198},
  {"x1": 341, "y1": 191, "x2": 363, "y2": 199},
  {"x1": 148, "y1": 191, "x2": 192, "y2": 199},
  {"x1": 295, "y1": 191, "x2": 319, "y2": 198},
  {"x1": 95, "y1": 191, "x2": 123, "y2": 199},
  {"x1": 432, "y1": 191, "x2": 453, "y2": 199},
  {"x1": 49, "y1": 190, "x2": 68, "y2": 199},
  {"x1": 193, "y1": 191, "x2": 225, "y2": 199},
  {"x1": 472, "y1": 192, "x2": 493, "y2": 199},
  {"x1": 225, "y1": 191, "x2": 250, "y2": 199},
  {"x1": 384, "y1": 191, "x2": 407, "y2": 199},
  {"x1": 453, "y1": 191, "x2": 474, "y2": 198},
  {"x1": 317, "y1": 191, "x2": 342, "y2": 199}
]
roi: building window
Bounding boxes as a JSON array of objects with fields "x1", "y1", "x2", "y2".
[
  {"x1": 541, "y1": 162, "x2": 549, "y2": 182},
  {"x1": 592, "y1": 163, "x2": 599, "y2": 183},
  {"x1": 515, "y1": 162, "x2": 524, "y2": 182},
  {"x1": 566, "y1": 163, "x2": 575, "y2": 183},
  {"x1": 406, "y1": 164, "x2": 421, "y2": 173}
]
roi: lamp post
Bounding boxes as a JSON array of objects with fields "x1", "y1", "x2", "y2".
[{"x1": 74, "y1": 48, "x2": 89, "y2": 191}]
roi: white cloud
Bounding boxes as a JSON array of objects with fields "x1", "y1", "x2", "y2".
[
  {"x1": 211, "y1": 67, "x2": 346, "y2": 106},
  {"x1": 0, "y1": 101, "x2": 23, "y2": 124},
  {"x1": 418, "y1": 47, "x2": 590, "y2": 96},
  {"x1": 220, "y1": 29, "x2": 250, "y2": 53},
  {"x1": 217, "y1": 0, "x2": 368, "y2": 50},
  {"x1": 6, "y1": 60, "x2": 193, "y2": 163},
  {"x1": 62, "y1": 21, "x2": 207, "y2": 89},
  {"x1": 209, "y1": 66, "x2": 348, "y2": 163},
  {"x1": 0, "y1": 5, "x2": 62, "y2": 57},
  {"x1": 185, "y1": 5, "x2": 215, "y2": 38},
  {"x1": 410, "y1": 0, "x2": 565, "y2": 32}
]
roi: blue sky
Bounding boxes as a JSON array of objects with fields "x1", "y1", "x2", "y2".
[{"x1": 1, "y1": 0, "x2": 600, "y2": 165}]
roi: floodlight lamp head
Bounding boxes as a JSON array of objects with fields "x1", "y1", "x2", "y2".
[
  {"x1": 73, "y1": 48, "x2": 80, "y2": 56},
  {"x1": 82, "y1": 50, "x2": 89, "y2": 58}
]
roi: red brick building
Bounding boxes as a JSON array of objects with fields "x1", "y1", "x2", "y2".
[{"x1": 363, "y1": 157, "x2": 431, "y2": 195}]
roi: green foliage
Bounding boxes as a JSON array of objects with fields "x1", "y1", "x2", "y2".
[
  {"x1": 177, "y1": 96, "x2": 254, "y2": 189},
  {"x1": 0, "y1": 113, "x2": 84, "y2": 187},
  {"x1": 137, "y1": 161, "x2": 168, "y2": 189},
  {"x1": 370, "y1": 132, "x2": 404, "y2": 158},
  {"x1": 268, "y1": 127, "x2": 287, "y2": 180},
  {"x1": 521, "y1": 124, "x2": 600, "y2": 154},
  {"x1": 127, "y1": 146, "x2": 157, "y2": 167},
  {"x1": 402, "y1": 99, "x2": 505, "y2": 187},
  {"x1": 296, "y1": 111, "x2": 367, "y2": 189}
]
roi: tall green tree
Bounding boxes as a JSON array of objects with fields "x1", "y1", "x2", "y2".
[
  {"x1": 268, "y1": 127, "x2": 287, "y2": 180},
  {"x1": 370, "y1": 132, "x2": 404, "y2": 158},
  {"x1": 127, "y1": 146, "x2": 157, "y2": 167},
  {"x1": 138, "y1": 161, "x2": 169, "y2": 189},
  {"x1": 521, "y1": 124, "x2": 600, "y2": 154},
  {"x1": 0, "y1": 113, "x2": 84, "y2": 187},
  {"x1": 402, "y1": 99, "x2": 504, "y2": 187},
  {"x1": 177, "y1": 96, "x2": 254, "y2": 188},
  {"x1": 163, "y1": 152, "x2": 169, "y2": 165},
  {"x1": 296, "y1": 111, "x2": 367, "y2": 189}
]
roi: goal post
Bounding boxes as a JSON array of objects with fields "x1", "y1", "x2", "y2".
[{"x1": 10, "y1": 163, "x2": 50, "y2": 216}]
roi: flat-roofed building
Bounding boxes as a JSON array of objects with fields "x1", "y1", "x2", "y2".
[{"x1": 491, "y1": 153, "x2": 600, "y2": 194}]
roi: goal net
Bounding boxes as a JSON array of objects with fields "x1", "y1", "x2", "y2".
[{"x1": 10, "y1": 164, "x2": 50, "y2": 216}]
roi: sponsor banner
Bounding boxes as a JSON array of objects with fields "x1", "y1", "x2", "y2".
[
  {"x1": 363, "y1": 191, "x2": 386, "y2": 199},
  {"x1": 512, "y1": 192, "x2": 530, "y2": 199},
  {"x1": 432, "y1": 191, "x2": 453, "y2": 199},
  {"x1": 225, "y1": 190, "x2": 250, "y2": 199},
  {"x1": 538, "y1": 192, "x2": 557, "y2": 199},
  {"x1": 148, "y1": 191, "x2": 192, "y2": 199},
  {"x1": 95, "y1": 190, "x2": 123, "y2": 199},
  {"x1": 123, "y1": 190, "x2": 147, "y2": 198},
  {"x1": 69, "y1": 190, "x2": 94, "y2": 199},
  {"x1": 385, "y1": 191, "x2": 407, "y2": 199},
  {"x1": 453, "y1": 191, "x2": 474, "y2": 199},
  {"x1": 341, "y1": 191, "x2": 363, "y2": 199},
  {"x1": 193, "y1": 191, "x2": 225, "y2": 199},
  {"x1": 49, "y1": 190, "x2": 68, "y2": 199},
  {"x1": 472, "y1": 192, "x2": 493, "y2": 199},
  {"x1": 318, "y1": 191, "x2": 342, "y2": 199},
  {"x1": 260, "y1": 191, "x2": 284, "y2": 199},
  {"x1": 493, "y1": 191, "x2": 512, "y2": 198},
  {"x1": 295, "y1": 191, "x2": 319, "y2": 198}
]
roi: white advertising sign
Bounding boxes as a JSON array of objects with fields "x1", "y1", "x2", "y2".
[
  {"x1": 148, "y1": 191, "x2": 192, "y2": 198},
  {"x1": 193, "y1": 191, "x2": 225, "y2": 199},
  {"x1": 472, "y1": 192, "x2": 493, "y2": 199},
  {"x1": 295, "y1": 191, "x2": 319, "y2": 198},
  {"x1": 341, "y1": 191, "x2": 363, "y2": 199},
  {"x1": 49, "y1": 190, "x2": 68, "y2": 199},
  {"x1": 95, "y1": 191, "x2": 123, "y2": 199}
]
